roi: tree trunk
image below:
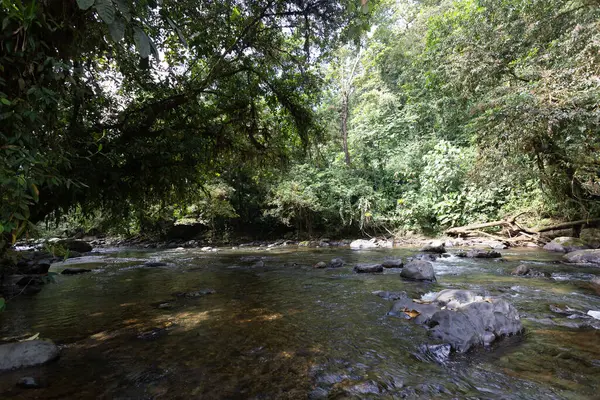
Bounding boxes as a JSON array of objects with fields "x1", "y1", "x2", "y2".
[{"x1": 341, "y1": 92, "x2": 351, "y2": 166}]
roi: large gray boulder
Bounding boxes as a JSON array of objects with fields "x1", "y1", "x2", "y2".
[
  {"x1": 0, "y1": 340, "x2": 60, "y2": 371},
  {"x1": 563, "y1": 249, "x2": 600, "y2": 265},
  {"x1": 543, "y1": 237, "x2": 590, "y2": 253},
  {"x1": 400, "y1": 261, "x2": 436, "y2": 281},
  {"x1": 388, "y1": 289, "x2": 523, "y2": 353},
  {"x1": 428, "y1": 299, "x2": 523, "y2": 353},
  {"x1": 353, "y1": 264, "x2": 384, "y2": 273}
]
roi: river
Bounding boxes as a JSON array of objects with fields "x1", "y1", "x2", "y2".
[{"x1": 0, "y1": 246, "x2": 599, "y2": 399}]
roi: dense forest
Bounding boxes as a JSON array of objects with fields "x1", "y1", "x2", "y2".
[{"x1": 2, "y1": 0, "x2": 600, "y2": 247}]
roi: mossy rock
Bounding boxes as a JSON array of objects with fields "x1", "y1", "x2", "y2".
[{"x1": 543, "y1": 237, "x2": 590, "y2": 253}]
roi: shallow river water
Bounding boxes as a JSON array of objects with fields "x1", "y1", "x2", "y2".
[{"x1": 0, "y1": 246, "x2": 599, "y2": 399}]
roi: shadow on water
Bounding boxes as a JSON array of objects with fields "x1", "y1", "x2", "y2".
[{"x1": 0, "y1": 246, "x2": 599, "y2": 399}]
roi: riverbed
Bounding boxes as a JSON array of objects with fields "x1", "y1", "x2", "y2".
[{"x1": 0, "y1": 246, "x2": 599, "y2": 399}]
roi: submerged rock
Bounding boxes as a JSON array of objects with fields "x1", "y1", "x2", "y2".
[
  {"x1": 137, "y1": 327, "x2": 170, "y2": 341},
  {"x1": 173, "y1": 289, "x2": 216, "y2": 298},
  {"x1": 511, "y1": 264, "x2": 549, "y2": 278},
  {"x1": 313, "y1": 261, "x2": 327, "y2": 269},
  {"x1": 0, "y1": 340, "x2": 60, "y2": 371},
  {"x1": 353, "y1": 264, "x2": 383, "y2": 273},
  {"x1": 418, "y1": 343, "x2": 451, "y2": 364},
  {"x1": 373, "y1": 290, "x2": 407, "y2": 301},
  {"x1": 144, "y1": 261, "x2": 168, "y2": 267},
  {"x1": 382, "y1": 259, "x2": 403, "y2": 268},
  {"x1": 240, "y1": 256, "x2": 263, "y2": 263},
  {"x1": 407, "y1": 253, "x2": 440, "y2": 262},
  {"x1": 61, "y1": 268, "x2": 92, "y2": 275},
  {"x1": 328, "y1": 258, "x2": 345, "y2": 268},
  {"x1": 420, "y1": 240, "x2": 445, "y2": 254},
  {"x1": 511, "y1": 264, "x2": 530, "y2": 276},
  {"x1": 401, "y1": 261, "x2": 436, "y2": 281},
  {"x1": 549, "y1": 304, "x2": 588, "y2": 317},
  {"x1": 563, "y1": 249, "x2": 600, "y2": 265}
]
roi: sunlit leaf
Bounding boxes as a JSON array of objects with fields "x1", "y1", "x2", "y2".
[{"x1": 402, "y1": 308, "x2": 421, "y2": 319}]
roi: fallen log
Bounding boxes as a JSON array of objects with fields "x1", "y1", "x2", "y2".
[
  {"x1": 445, "y1": 216, "x2": 600, "y2": 242},
  {"x1": 445, "y1": 218, "x2": 514, "y2": 237},
  {"x1": 533, "y1": 218, "x2": 600, "y2": 233}
]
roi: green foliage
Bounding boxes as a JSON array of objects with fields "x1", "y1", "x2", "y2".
[
  {"x1": 421, "y1": 0, "x2": 600, "y2": 220},
  {"x1": 1, "y1": 0, "x2": 374, "y2": 247},
  {"x1": 3, "y1": 0, "x2": 598, "y2": 242},
  {"x1": 266, "y1": 163, "x2": 385, "y2": 234},
  {"x1": 43, "y1": 242, "x2": 69, "y2": 259}
]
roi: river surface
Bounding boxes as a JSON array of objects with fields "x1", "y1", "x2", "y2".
[{"x1": 0, "y1": 246, "x2": 599, "y2": 399}]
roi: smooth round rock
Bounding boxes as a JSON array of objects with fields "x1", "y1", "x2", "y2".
[
  {"x1": 0, "y1": 340, "x2": 60, "y2": 371},
  {"x1": 401, "y1": 261, "x2": 436, "y2": 281}
]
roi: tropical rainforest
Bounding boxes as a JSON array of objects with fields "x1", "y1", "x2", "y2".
[{"x1": 2, "y1": 0, "x2": 600, "y2": 248}]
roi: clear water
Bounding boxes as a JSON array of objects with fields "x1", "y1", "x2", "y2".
[{"x1": 0, "y1": 246, "x2": 599, "y2": 399}]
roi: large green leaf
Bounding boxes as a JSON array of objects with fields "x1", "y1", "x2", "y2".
[
  {"x1": 166, "y1": 17, "x2": 188, "y2": 48},
  {"x1": 114, "y1": 0, "x2": 131, "y2": 22},
  {"x1": 133, "y1": 26, "x2": 151, "y2": 58},
  {"x1": 95, "y1": 0, "x2": 115, "y2": 25},
  {"x1": 149, "y1": 37, "x2": 159, "y2": 60},
  {"x1": 108, "y1": 17, "x2": 125, "y2": 42},
  {"x1": 76, "y1": 0, "x2": 95, "y2": 10}
]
